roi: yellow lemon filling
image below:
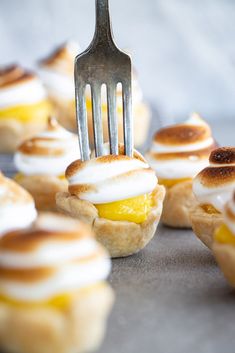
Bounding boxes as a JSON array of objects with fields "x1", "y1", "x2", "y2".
[
  {"x1": 201, "y1": 204, "x2": 220, "y2": 214},
  {"x1": 214, "y1": 224, "x2": 235, "y2": 245},
  {"x1": 158, "y1": 177, "x2": 192, "y2": 188},
  {"x1": 95, "y1": 193, "x2": 153, "y2": 224},
  {"x1": 0, "y1": 283, "x2": 103, "y2": 310},
  {"x1": 86, "y1": 98, "x2": 122, "y2": 114},
  {"x1": 0, "y1": 101, "x2": 52, "y2": 123}
]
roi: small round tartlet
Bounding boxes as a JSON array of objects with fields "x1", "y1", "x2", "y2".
[
  {"x1": 213, "y1": 191, "x2": 235, "y2": 287},
  {"x1": 39, "y1": 41, "x2": 150, "y2": 147},
  {"x1": 14, "y1": 117, "x2": 80, "y2": 211},
  {"x1": 56, "y1": 148, "x2": 165, "y2": 257},
  {"x1": 190, "y1": 147, "x2": 235, "y2": 249},
  {"x1": 0, "y1": 212, "x2": 113, "y2": 353},
  {"x1": 0, "y1": 64, "x2": 51, "y2": 153},
  {"x1": 0, "y1": 172, "x2": 37, "y2": 235},
  {"x1": 146, "y1": 113, "x2": 216, "y2": 228}
]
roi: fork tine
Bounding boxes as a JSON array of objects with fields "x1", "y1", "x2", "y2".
[
  {"x1": 91, "y1": 83, "x2": 104, "y2": 157},
  {"x1": 107, "y1": 83, "x2": 118, "y2": 155},
  {"x1": 122, "y1": 80, "x2": 133, "y2": 157},
  {"x1": 75, "y1": 82, "x2": 90, "y2": 161}
]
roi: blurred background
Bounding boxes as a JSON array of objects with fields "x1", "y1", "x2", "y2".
[{"x1": 1, "y1": 0, "x2": 235, "y2": 123}]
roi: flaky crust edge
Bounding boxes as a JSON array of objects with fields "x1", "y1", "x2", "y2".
[
  {"x1": 161, "y1": 180, "x2": 197, "y2": 228},
  {"x1": 213, "y1": 242, "x2": 235, "y2": 287},
  {"x1": 0, "y1": 282, "x2": 114, "y2": 353},
  {"x1": 16, "y1": 175, "x2": 67, "y2": 212},
  {"x1": 56, "y1": 184, "x2": 165, "y2": 258},
  {"x1": 190, "y1": 204, "x2": 223, "y2": 249}
]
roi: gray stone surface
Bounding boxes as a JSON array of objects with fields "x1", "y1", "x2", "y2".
[{"x1": 98, "y1": 227, "x2": 235, "y2": 353}]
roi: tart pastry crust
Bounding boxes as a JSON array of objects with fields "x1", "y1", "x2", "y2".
[
  {"x1": 16, "y1": 175, "x2": 67, "y2": 211},
  {"x1": 0, "y1": 282, "x2": 114, "y2": 353},
  {"x1": 161, "y1": 180, "x2": 197, "y2": 228},
  {"x1": 213, "y1": 242, "x2": 235, "y2": 287},
  {"x1": 0, "y1": 119, "x2": 47, "y2": 153},
  {"x1": 190, "y1": 204, "x2": 223, "y2": 249},
  {"x1": 56, "y1": 185, "x2": 165, "y2": 258}
]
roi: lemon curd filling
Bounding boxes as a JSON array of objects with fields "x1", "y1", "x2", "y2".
[
  {"x1": 214, "y1": 224, "x2": 235, "y2": 245},
  {"x1": 158, "y1": 177, "x2": 192, "y2": 188},
  {"x1": 95, "y1": 193, "x2": 154, "y2": 224},
  {"x1": 201, "y1": 204, "x2": 220, "y2": 214},
  {"x1": 86, "y1": 98, "x2": 122, "y2": 114},
  {"x1": 0, "y1": 101, "x2": 51, "y2": 123},
  {"x1": 0, "y1": 283, "x2": 103, "y2": 310}
]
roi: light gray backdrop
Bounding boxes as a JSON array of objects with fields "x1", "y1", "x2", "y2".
[{"x1": 1, "y1": 0, "x2": 235, "y2": 122}]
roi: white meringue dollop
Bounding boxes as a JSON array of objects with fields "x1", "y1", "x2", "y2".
[
  {"x1": 14, "y1": 117, "x2": 80, "y2": 176},
  {"x1": 146, "y1": 114, "x2": 215, "y2": 179},
  {"x1": 66, "y1": 153, "x2": 158, "y2": 204}
]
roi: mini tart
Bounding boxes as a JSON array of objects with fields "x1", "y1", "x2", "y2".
[
  {"x1": 15, "y1": 174, "x2": 67, "y2": 211},
  {"x1": 190, "y1": 204, "x2": 223, "y2": 249},
  {"x1": 56, "y1": 185, "x2": 165, "y2": 258},
  {"x1": 146, "y1": 114, "x2": 216, "y2": 228},
  {"x1": 0, "y1": 212, "x2": 114, "y2": 353},
  {"x1": 0, "y1": 65, "x2": 51, "y2": 153},
  {"x1": 0, "y1": 282, "x2": 113, "y2": 353},
  {"x1": 160, "y1": 179, "x2": 198, "y2": 228}
]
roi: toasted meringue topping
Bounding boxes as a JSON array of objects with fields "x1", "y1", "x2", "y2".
[
  {"x1": 0, "y1": 213, "x2": 110, "y2": 301},
  {"x1": 224, "y1": 192, "x2": 235, "y2": 234},
  {"x1": 14, "y1": 117, "x2": 80, "y2": 176},
  {"x1": 39, "y1": 41, "x2": 80, "y2": 100},
  {"x1": 66, "y1": 149, "x2": 157, "y2": 204},
  {"x1": 0, "y1": 172, "x2": 37, "y2": 235},
  {"x1": 146, "y1": 113, "x2": 216, "y2": 179},
  {"x1": 0, "y1": 64, "x2": 46, "y2": 109},
  {"x1": 193, "y1": 147, "x2": 235, "y2": 212}
]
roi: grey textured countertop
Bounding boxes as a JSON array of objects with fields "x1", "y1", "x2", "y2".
[{"x1": 98, "y1": 227, "x2": 235, "y2": 353}]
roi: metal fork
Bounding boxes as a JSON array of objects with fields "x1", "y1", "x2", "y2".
[{"x1": 74, "y1": 0, "x2": 133, "y2": 161}]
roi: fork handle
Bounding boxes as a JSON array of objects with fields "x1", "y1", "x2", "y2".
[{"x1": 94, "y1": 0, "x2": 114, "y2": 45}]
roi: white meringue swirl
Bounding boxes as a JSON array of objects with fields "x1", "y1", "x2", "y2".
[
  {"x1": 0, "y1": 65, "x2": 47, "y2": 109},
  {"x1": 66, "y1": 152, "x2": 158, "y2": 204},
  {"x1": 146, "y1": 114, "x2": 215, "y2": 179},
  {"x1": 193, "y1": 147, "x2": 235, "y2": 212},
  {"x1": 14, "y1": 117, "x2": 80, "y2": 176},
  {"x1": 0, "y1": 213, "x2": 111, "y2": 301},
  {"x1": 0, "y1": 173, "x2": 37, "y2": 235}
]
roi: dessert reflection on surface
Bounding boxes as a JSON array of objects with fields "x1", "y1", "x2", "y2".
[
  {"x1": 0, "y1": 172, "x2": 36, "y2": 235},
  {"x1": 0, "y1": 212, "x2": 114, "y2": 353}
]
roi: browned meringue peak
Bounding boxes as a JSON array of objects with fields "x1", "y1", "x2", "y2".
[
  {"x1": 0, "y1": 213, "x2": 92, "y2": 253},
  {"x1": 154, "y1": 115, "x2": 211, "y2": 146},
  {"x1": 39, "y1": 41, "x2": 79, "y2": 76},
  {"x1": 0, "y1": 64, "x2": 36, "y2": 89},
  {"x1": 196, "y1": 147, "x2": 235, "y2": 188},
  {"x1": 18, "y1": 117, "x2": 71, "y2": 156},
  {"x1": 0, "y1": 172, "x2": 33, "y2": 204}
]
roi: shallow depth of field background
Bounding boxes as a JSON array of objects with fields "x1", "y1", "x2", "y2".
[{"x1": 1, "y1": 0, "x2": 235, "y2": 122}]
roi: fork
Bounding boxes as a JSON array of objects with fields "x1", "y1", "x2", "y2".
[{"x1": 74, "y1": 0, "x2": 133, "y2": 161}]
